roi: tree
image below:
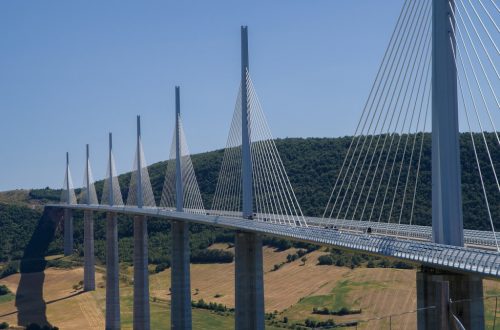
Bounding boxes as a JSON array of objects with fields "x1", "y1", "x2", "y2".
[{"x1": 0, "y1": 285, "x2": 10, "y2": 296}]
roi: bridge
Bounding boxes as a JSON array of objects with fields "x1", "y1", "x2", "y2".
[{"x1": 46, "y1": 0, "x2": 499, "y2": 329}]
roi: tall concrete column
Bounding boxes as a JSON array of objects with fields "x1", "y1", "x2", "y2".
[
  {"x1": 417, "y1": 268, "x2": 484, "y2": 330},
  {"x1": 171, "y1": 221, "x2": 191, "y2": 330},
  {"x1": 170, "y1": 86, "x2": 193, "y2": 329},
  {"x1": 432, "y1": 0, "x2": 462, "y2": 247},
  {"x1": 418, "y1": 1, "x2": 485, "y2": 329},
  {"x1": 83, "y1": 145, "x2": 96, "y2": 291},
  {"x1": 133, "y1": 215, "x2": 150, "y2": 330},
  {"x1": 133, "y1": 116, "x2": 150, "y2": 330},
  {"x1": 83, "y1": 210, "x2": 95, "y2": 291},
  {"x1": 106, "y1": 212, "x2": 121, "y2": 330},
  {"x1": 63, "y1": 152, "x2": 73, "y2": 257},
  {"x1": 235, "y1": 231, "x2": 264, "y2": 330},
  {"x1": 105, "y1": 134, "x2": 121, "y2": 329},
  {"x1": 234, "y1": 26, "x2": 265, "y2": 330},
  {"x1": 63, "y1": 209, "x2": 73, "y2": 256}
]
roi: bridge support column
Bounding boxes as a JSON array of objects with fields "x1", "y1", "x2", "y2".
[
  {"x1": 417, "y1": 267, "x2": 484, "y2": 330},
  {"x1": 106, "y1": 212, "x2": 121, "y2": 330},
  {"x1": 133, "y1": 215, "x2": 150, "y2": 330},
  {"x1": 63, "y1": 209, "x2": 73, "y2": 256},
  {"x1": 235, "y1": 231, "x2": 264, "y2": 330},
  {"x1": 171, "y1": 221, "x2": 192, "y2": 330},
  {"x1": 83, "y1": 210, "x2": 95, "y2": 291}
]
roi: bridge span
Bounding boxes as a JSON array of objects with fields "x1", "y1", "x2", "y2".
[{"x1": 48, "y1": 203, "x2": 500, "y2": 280}]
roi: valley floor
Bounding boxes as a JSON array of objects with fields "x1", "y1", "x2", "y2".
[{"x1": 0, "y1": 245, "x2": 499, "y2": 329}]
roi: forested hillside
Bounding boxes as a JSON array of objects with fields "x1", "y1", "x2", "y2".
[
  {"x1": 0, "y1": 133, "x2": 498, "y2": 267},
  {"x1": 93, "y1": 133, "x2": 499, "y2": 230}
]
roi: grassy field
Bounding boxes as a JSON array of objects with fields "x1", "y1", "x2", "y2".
[
  {"x1": 0, "y1": 246, "x2": 499, "y2": 329},
  {"x1": 0, "y1": 293, "x2": 14, "y2": 304}
]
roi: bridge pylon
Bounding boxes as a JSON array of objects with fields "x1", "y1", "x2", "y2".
[
  {"x1": 234, "y1": 26, "x2": 265, "y2": 330},
  {"x1": 170, "y1": 86, "x2": 193, "y2": 330},
  {"x1": 83, "y1": 144, "x2": 96, "y2": 292},
  {"x1": 418, "y1": 0, "x2": 484, "y2": 329},
  {"x1": 132, "y1": 116, "x2": 151, "y2": 330},
  {"x1": 62, "y1": 152, "x2": 75, "y2": 256},
  {"x1": 103, "y1": 132, "x2": 122, "y2": 330}
]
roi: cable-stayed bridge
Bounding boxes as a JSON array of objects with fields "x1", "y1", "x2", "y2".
[{"x1": 45, "y1": 0, "x2": 500, "y2": 329}]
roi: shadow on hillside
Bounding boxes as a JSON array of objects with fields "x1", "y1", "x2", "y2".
[{"x1": 15, "y1": 206, "x2": 62, "y2": 327}]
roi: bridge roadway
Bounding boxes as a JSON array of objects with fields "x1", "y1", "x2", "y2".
[
  {"x1": 306, "y1": 217, "x2": 499, "y2": 249},
  {"x1": 47, "y1": 204, "x2": 500, "y2": 279},
  {"x1": 203, "y1": 211, "x2": 499, "y2": 249}
]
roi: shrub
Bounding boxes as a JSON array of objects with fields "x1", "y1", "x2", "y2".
[
  {"x1": 312, "y1": 306, "x2": 362, "y2": 316},
  {"x1": 191, "y1": 249, "x2": 233, "y2": 264},
  {"x1": 0, "y1": 322, "x2": 8, "y2": 329},
  {"x1": 392, "y1": 261, "x2": 414, "y2": 269},
  {"x1": 286, "y1": 254, "x2": 298, "y2": 263},
  {"x1": 297, "y1": 249, "x2": 307, "y2": 257},
  {"x1": 0, "y1": 285, "x2": 10, "y2": 296},
  {"x1": 272, "y1": 263, "x2": 284, "y2": 271},
  {"x1": 192, "y1": 298, "x2": 232, "y2": 313},
  {"x1": 0, "y1": 262, "x2": 18, "y2": 278},
  {"x1": 318, "y1": 255, "x2": 334, "y2": 265},
  {"x1": 154, "y1": 262, "x2": 170, "y2": 273}
]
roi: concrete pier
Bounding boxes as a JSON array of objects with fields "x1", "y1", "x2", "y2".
[
  {"x1": 171, "y1": 221, "x2": 192, "y2": 330},
  {"x1": 133, "y1": 215, "x2": 150, "y2": 330},
  {"x1": 106, "y1": 212, "x2": 121, "y2": 330},
  {"x1": 417, "y1": 267, "x2": 485, "y2": 330},
  {"x1": 235, "y1": 231, "x2": 264, "y2": 330},
  {"x1": 83, "y1": 210, "x2": 95, "y2": 291},
  {"x1": 63, "y1": 209, "x2": 73, "y2": 256}
]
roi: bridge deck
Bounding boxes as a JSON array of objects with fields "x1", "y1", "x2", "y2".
[
  {"x1": 47, "y1": 204, "x2": 500, "y2": 279},
  {"x1": 305, "y1": 217, "x2": 499, "y2": 249}
]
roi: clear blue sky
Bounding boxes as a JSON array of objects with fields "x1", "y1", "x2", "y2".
[{"x1": 0, "y1": 0, "x2": 404, "y2": 191}]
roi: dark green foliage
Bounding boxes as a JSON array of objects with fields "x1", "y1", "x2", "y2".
[
  {"x1": 154, "y1": 262, "x2": 170, "y2": 273},
  {"x1": 262, "y1": 237, "x2": 292, "y2": 251},
  {"x1": 297, "y1": 249, "x2": 307, "y2": 258},
  {"x1": 317, "y1": 255, "x2": 335, "y2": 265},
  {"x1": 0, "y1": 261, "x2": 19, "y2": 278},
  {"x1": 272, "y1": 263, "x2": 284, "y2": 271},
  {"x1": 312, "y1": 306, "x2": 362, "y2": 316},
  {"x1": 287, "y1": 254, "x2": 299, "y2": 263},
  {"x1": 29, "y1": 187, "x2": 61, "y2": 202},
  {"x1": 304, "y1": 318, "x2": 336, "y2": 328},
  {"x1": 392, "y1": 261, "x2": 414, "y2": 269},
  {"x1": 0, "y1": 323, "x2": 8, "y2": 329},
  {"x1": 190, "y1": 249, "x2": 234, "y2": 264},
  {"x1": 0, "y1": 284, "x2": 10, "y2": 295},
  {"x1": 191, "y1": 298, "x2": 233, "y2": 313},
  {"x1": 317, "y1": 249, "x2": 415, "y2": 269},
  {"x1": 0, "y1": 203, "x2": 42, "y2": 262}
]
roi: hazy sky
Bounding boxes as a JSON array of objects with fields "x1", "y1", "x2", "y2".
[{"x1": 0, "y1": 0, "x2": 404, "y2": 191}]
